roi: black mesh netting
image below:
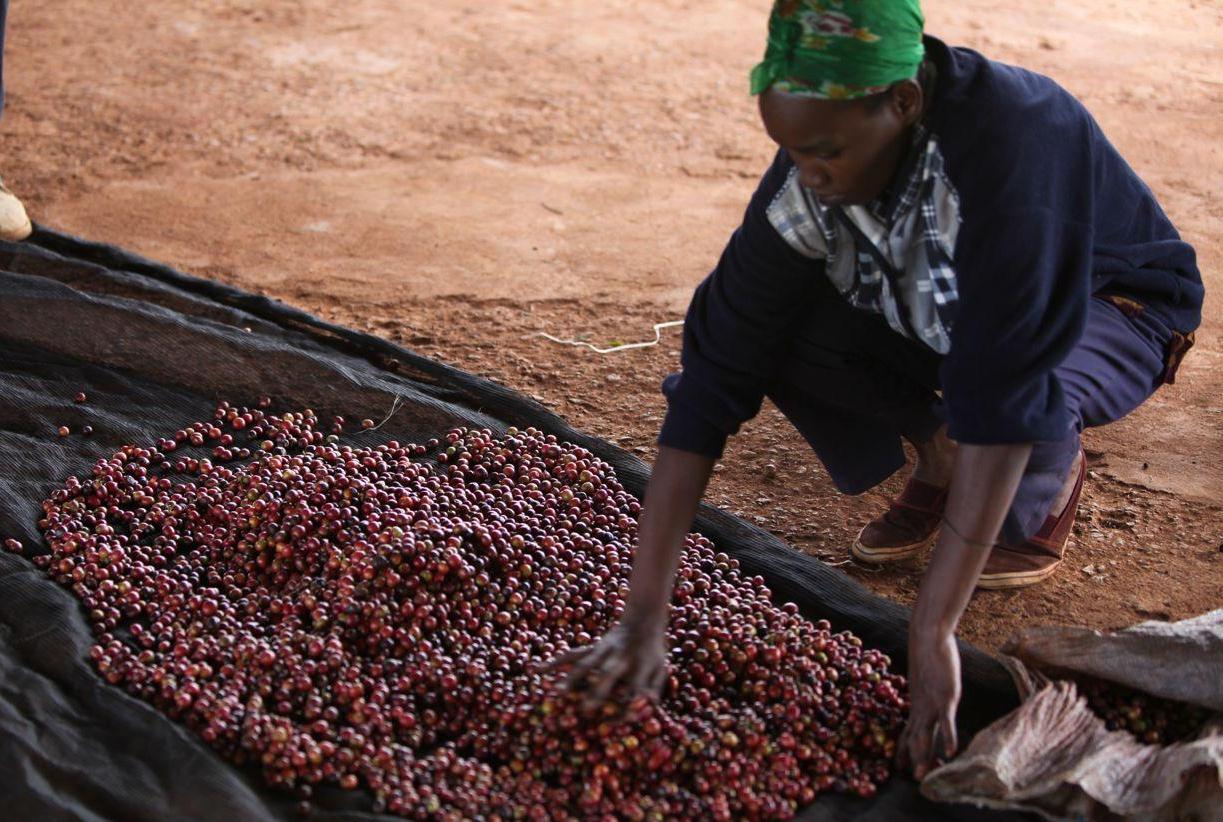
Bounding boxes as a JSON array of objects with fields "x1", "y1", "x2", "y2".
[{"x1": 0, "y1": 228, "x2": 1025, "y2": 821}]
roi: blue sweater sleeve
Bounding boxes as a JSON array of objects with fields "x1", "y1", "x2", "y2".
[
  {"x1": 940, "y1": 209, "x2": 1092, "y2": 444},
  {"x1": 657, "y1": 152, "x2": 822, "y2": 458},
  {"x1": 934, "y1": 53, "x2": 1109, "y2": 444}
]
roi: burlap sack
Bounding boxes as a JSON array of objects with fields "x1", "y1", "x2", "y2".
[
  {"x1": 1006, "y1": 610, "x2": 1223, "y2": 712},
  {"x1": 921, "y1": 611, "x2": 1223, "y2": 821}
]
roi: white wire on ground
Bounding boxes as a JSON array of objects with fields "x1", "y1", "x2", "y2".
[
  {"x1": 528, "y1": 320, "x2": 684, "y2": 354},
  {"x1": 367, "y1": 394, "x2": 405, "y2": 431}
]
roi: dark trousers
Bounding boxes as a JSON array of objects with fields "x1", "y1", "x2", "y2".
[{"x1": 767, "y1": 287, "x2": 1172, "y2": 543}]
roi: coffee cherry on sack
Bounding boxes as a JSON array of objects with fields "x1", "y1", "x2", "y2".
[
  {"x1": 33, "y1": 404, "x2": 908, "y2": 819},
  {"x1": 1076, "y1": 676, "x2": 1212, "y2": 746}
]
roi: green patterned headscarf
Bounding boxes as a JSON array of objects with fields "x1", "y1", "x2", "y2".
[{"x1": 750, "y1": 0, "x2": 925, "y2": 100}]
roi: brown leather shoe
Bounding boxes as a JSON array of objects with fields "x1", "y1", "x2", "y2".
[
  {"x1": 978, "y1": 451, "x2": 1087, "y2": 590},
  {"x1": 852, "y1": 477, "x2": 947, "y2": 564}
]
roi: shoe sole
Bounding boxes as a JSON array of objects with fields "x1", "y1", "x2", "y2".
[
  {"x1": 850, "y1": 530, "x2": 938, "y2": 564},
  {"x1": 976, "y1": 559, "x2": 1062, "y2": 590}
]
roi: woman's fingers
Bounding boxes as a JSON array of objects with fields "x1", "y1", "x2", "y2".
[
  {"x1": 938, "y1": 710, "x2": 959, "y2": 759},
  {"x1": 910, "y1": 714, "x2": 957, "y2": 781},
  {"x1": 544, "y1": 629, "x2": 667, "y2": 706},
  {"x1": 628, "y1": 662, "x2": 651, "y2": 696},
  {"x1": 904, "y1": 716, "x2": 937, "y2": 780},
  {"x1": 895, "y1": 724, "x2": 913, "y2": 771},
  {"x1": 645, "y1": 663, "x2": 668, "y2": 698},
  {"x1": 629, "y1": 658, "x2": 667, "y2": 699},
  {"x1": 583, "y1": 654, "x2": 632, "y2": 710},
  {"x1": 563, "y1": 644, "x2": 609, "y2": 690},
  {"x1": 543, "y1": 644, "x2": 590, "y2": 673}
]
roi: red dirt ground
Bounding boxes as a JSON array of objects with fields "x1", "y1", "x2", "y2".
[{"x1": 5, "y1": 0, "x2": 1220, "y2": 652}]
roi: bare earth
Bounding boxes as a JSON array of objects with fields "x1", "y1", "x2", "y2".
[{"x1": 6, "y1": 0, "x2": 1221, "y2": 652}]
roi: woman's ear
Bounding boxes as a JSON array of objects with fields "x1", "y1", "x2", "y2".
[{"x1": 892, "y1": 79, "x2": 924, "y2": 125}]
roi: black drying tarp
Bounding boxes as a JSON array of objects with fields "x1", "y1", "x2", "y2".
[{"x1": 0, "y1": 228, "x2": 1026, "y2": 821}]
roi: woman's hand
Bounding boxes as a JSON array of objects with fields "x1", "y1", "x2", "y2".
[
  {"x1": 900, "y1": 441, "x2": 1033, "y2": 779},
  {"x1": 898, "y1": 631, "x2": 961, "y2": 779},
  {"x1": 549, "y1": 619, "x2": 669, "y2": 708},
  {"x1": 544, "y1": 446, "x2": 714, "y2": 708}
]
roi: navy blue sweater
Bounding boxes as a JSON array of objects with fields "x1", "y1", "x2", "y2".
[{"x1": 659, "y1": 36, "x2": 1203, "y2": 458}]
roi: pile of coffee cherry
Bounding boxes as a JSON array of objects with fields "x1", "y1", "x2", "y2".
[
  {"x1": 18, "y1": 401, "x2": 908, "y2": 819},
  {"x1": 1076, "y1": 676, "x2": 1213, "y2": 746}
]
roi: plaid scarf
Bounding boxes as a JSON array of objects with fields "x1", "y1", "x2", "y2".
[{"x1": 766, "y1": 123, "x2": 962, "y2": 353}]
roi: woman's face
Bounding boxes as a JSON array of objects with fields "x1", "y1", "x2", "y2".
[{"x1": 758, "y1": 82, "x2": 923, "y2": 207}]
